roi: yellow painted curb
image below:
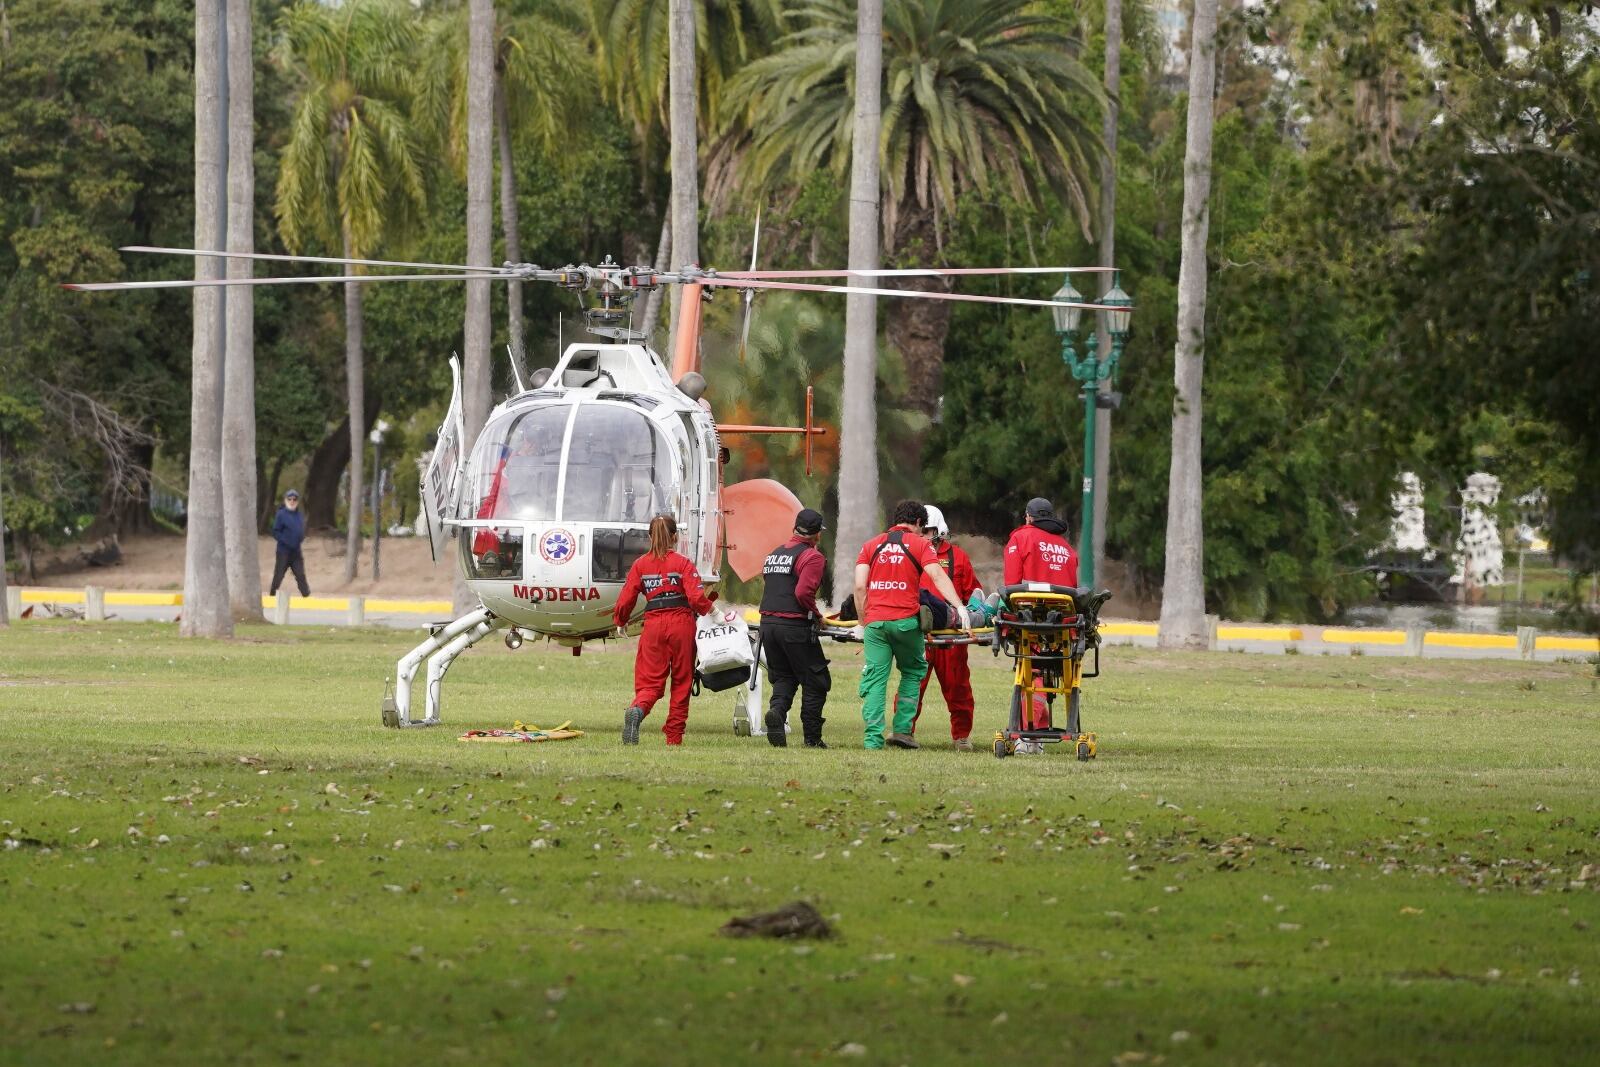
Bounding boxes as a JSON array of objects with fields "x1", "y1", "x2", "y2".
[
  {"x1": 366, "y1": 598, "x2": 453, "y2": 615},
  {"x1": 20, "y1": 589, "x2": 87, "y2": 604},
  {"x1": 1534, "y1": 635, "x2": 1600, "y2": 653},
  {"x1": 1322, "y1": 628, "x2": 1407, "y2": 646},
  {"x1": 1102, "y1": 622, "x2": 1159, "y2": 637},
  {"x1": 106, "y1": 592, "x2": 183, "y2": 607},
  {"x1": 1423, "y1": 632, "x2": 1518, "y2": 650},
  {"x1": 1218, "y1": 625, "x2": 1304, "y2": 641}
]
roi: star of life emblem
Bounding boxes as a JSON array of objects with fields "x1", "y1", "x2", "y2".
[{"x1": 539, "y1": 528, "x2": 576, "y2": 564}]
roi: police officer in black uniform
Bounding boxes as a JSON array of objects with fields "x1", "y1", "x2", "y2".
[{"x1": 758, "y1": 508, "x2": 831, "y2": 748}]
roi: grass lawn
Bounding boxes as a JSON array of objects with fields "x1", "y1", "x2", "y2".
[{"x1": 2, "y1": 622, "x2": 1598, "y2": 1066}]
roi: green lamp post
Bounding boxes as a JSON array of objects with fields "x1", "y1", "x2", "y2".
[{"x1": 1054, "y1": 272, "x2": 1133, "y2": 588}]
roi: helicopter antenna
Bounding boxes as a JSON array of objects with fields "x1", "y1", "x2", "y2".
[
  {"x1": 506, "y1": 345, "x2": 527, "y2": 393},
  {"x1": 737, "y1": 205, "x2": 762, "y2": 364}
]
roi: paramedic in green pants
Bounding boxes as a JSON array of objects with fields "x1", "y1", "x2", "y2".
[{"x1": 853, "y1": 501, "x2": 972, "y2": 749}]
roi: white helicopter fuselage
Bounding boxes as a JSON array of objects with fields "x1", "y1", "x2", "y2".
[{"x1": 421, "y1": 342, "x2": 722, "y2": 646}]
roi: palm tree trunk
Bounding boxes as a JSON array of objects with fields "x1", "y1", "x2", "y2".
[
  {"x1": 1158, "y1": 0, "x2": 1219, "y2": 650},
  {"x1": 222, "y1": 0, "x2": 261, "y2": 621},
  {"x1": 495, "y1": 72, "x2": 528, "y2": 386},
  {"x1": 184, "y1": 0, "x2": 232, "y2": 638},
  {"x1": 458, "y1": 0, "x2": 495, "y2": 613},
  {"x1": 1092, "y1": 0, "x2": 1122, "y2": 577},
  {"x1": 666, "y1": 0, "x2": 698, "y2": 333},
  {"x1": 641, "y1": 214, "x2": 670, "y2": 341},
  {"x1": 0, "y1": 448, "x2": 9, "y2": 627},
  {"x1": 342, "y1": 224, "x2": 365, "y2": 585},
  {"x1": 831, "y1": 0, "x2": 884, "y2": 604}
]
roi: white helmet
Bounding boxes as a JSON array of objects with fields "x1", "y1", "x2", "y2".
[{"x1": 922, "y1": 504, "x2": 949, "y2": 541}]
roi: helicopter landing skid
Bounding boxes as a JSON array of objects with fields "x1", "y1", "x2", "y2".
[{"x1": 386, "y1": 607, "x2": 499, "y2": 728}]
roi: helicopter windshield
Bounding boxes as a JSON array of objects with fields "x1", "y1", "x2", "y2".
[
  {"x1": 561, "y1": 404, "x2": 676, "y2": 522},
  {"x1": 458, "y1": 401, "x2": 676, "y2": 525},
  {"x1": 462, "y1": 406, "x2": 568, "y2": 522}
]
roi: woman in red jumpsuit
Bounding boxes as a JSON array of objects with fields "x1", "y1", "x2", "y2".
[{"x1": 614, "y1": 515, "x2": 715, "y2": 745}]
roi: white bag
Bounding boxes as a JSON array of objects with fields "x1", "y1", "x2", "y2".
[{"x1": 696, "y1": 611, "x2": 755, "y2": 675}]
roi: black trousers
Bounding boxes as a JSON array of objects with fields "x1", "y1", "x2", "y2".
[
  {"x1": 760, "y1": 621, "x2": 830, "y2": 740},
  {"x1": 270, "y1": 545, "x2": 310, "y2": 597}
]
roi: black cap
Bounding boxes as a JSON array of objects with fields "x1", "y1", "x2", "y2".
[
  {"x1": 1025, "y1": 497, "x2": 1053, "y2": 519},
  {"x1": 794, "y1": 508, "x2": 825, "y2": 535}
]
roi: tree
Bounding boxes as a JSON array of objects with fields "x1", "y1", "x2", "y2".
[
  {"x1": 1092, "y1": 0, "x2": 1123, "y2": 578},
  {"x1": 1158, "y1": 0, "x2": 1219, "y2": 650},
  {"x1": 458, "y1": 0, "x2": 495, "y2": 612},
  {"x1": 184, "y1": 0, "x2": 233, "y2": 638},
  {"x1": 830, "y1": 0, "x2": 883, "y2": 603},
  {"x1": 667, "y1": 0, "x2": 699, "y2": 330},
  {"x1": 725, "y1": 0, "x2": 1105, "y2": 422},
  {"x1": 275, "y1": 0, "x2": 428, "y2": 583},
  {"x1": 223, "y1": 0, "x2": 261, "y2": 620},
  {"x1": 416, "y1": 0, "x2": 591, "y2": 380},
  {"x1": 1, "y1": 447, "x2": 9, "y2": 627}
]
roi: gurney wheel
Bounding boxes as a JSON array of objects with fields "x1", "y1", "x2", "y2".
[
  {"x1": 1076, "y1": 740, "x2": 1093, "y2": 761},
  {"x1": 993, "y1": 736, "x2": 1011, "y2": 759},
  {"x1": 734, "y1": 718, "x2": 751, "y2": 737}
]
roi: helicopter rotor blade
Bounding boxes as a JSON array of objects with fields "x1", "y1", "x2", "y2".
[
  {"x1": 737, "y1": 206, "x2": 762, "y2": 364},
  {"x1": 119, "y1": 245, "x2": 510, "y2": 274},
  {"x1": 699, "y1": 276, "x2": 1132, "y2": 313},
  {"x1": 64, "y1": 272, "x2": 510, "y2": 292},
  {"x1": 718, "y1": 265, "x2": 1115, "y2": 279}
]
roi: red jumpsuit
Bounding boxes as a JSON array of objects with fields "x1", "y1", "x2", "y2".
[
  {"x1": 1003, "y1": 523, "x2": 1080, "y2": 730},
  {"x1": 613, "y1": 550, "x2": 714, "y2": 744},
  {"x1": 914, "y1": 541, "x2": 980, "y2": 740}
]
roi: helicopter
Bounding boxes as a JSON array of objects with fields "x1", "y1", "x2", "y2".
[{"x1": 68, "y1": 248, "x2": 1128, "y2": 729}]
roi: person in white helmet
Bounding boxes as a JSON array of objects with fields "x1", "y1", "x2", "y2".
[{"x1": 913, "y1": 505, "x2": 982, "y2": 750}]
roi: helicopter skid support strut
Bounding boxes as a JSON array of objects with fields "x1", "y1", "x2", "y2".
[{"x1": 385, "y1": 607, "x2": 499, "y2": 728}]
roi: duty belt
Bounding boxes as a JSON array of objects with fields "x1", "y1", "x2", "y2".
[{"x1": 645, "y1": 593, "x2": 690, "y2": 612}]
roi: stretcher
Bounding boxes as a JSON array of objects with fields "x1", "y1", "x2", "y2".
[
  {"x1": 989, "y1": 583, "x2": 1112, "y2": 760},
  {"x1": 732, "y1": 610, "x2": 993, "y2": 737}
]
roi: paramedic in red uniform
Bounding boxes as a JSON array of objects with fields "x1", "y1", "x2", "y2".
[
  {"x1": 1002, "y1": 497, "x2": 1080, "y2": 731},
  {"x1": 912, "y1": 505, "x2": 982, "y2": 750},
  {"x1": 758, "y1": 508, "x2": 831, "y2": 749},
  {"x1": 614, "y1": 514, "x2": 716, "y2": 745},
  {"x1": 1003, "y1": 497, "x2": 1080, "y2": 587},
  {"x1": 854, "y1": 501, "x2": 970, "y2": 750}
]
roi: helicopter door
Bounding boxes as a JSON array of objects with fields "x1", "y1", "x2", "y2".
[{"x1": 420, "y1": 356, "x2": 468, "y2": 561}]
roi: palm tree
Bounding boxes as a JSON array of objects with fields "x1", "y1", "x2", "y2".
[
  {"x1": 222, "y1": 0, "x2": 261, "y2": 621},
  {"x1": 1092, "y1": 0, "x2": 1123, "y2": 579},
  {"x1": 186, "y1": 0, "x2": 232, "y2": 639},
  {"x1": 834, "y1": 0, "x2": 882, "y2": 605},
  {"x1": 275, "y1": 0, "x2": 428, "y2": 583},
  {"x1": 589, "y1": 0, "x2": 787, "y2": 151},
  {"x1": 1158, "y1": 0, "x2": 1220, "y2": 650},
  {"x1": 0, "y1": 450, "x2": 10, "y2": 627},
  {"x1": 667, "y1": 0, "x2": 698, "y2": 330},
  {"x1": 416, "y1": 0, "x2": 591, "y2": 378},
  {"x1": 723, "y1": 0, "x2": 1106, "y2": 420},
  {"x1": 588, "y1": 0, "x2": 787, "y2": 294}
]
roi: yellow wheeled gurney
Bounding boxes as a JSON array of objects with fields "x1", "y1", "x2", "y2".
[{"x1": 990, "y1": 583, "x2": 1112, "y2": 760}]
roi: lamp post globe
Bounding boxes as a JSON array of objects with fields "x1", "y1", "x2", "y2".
[
  {"x1": 1052, "y1": 279, "x2": 1084, "y2": 336},
  {"x1": 1102, "y1": 279, "x2": 1133, "y2": 338}
]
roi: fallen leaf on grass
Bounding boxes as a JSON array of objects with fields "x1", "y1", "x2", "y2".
[
  {"x1": 1400, "y1": 906, "x2": 1424, "y2": 915},
  {"x1": 952, "y1": 974, "x2": 975, "y2": 987}
]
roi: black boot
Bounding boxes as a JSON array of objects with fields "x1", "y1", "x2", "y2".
[
  {"x1": 803, "y1": 717, "x2": 827, "y2": 748},
  {"x1": 764, "y1": 710, "x2": 787, "y2": 747}
]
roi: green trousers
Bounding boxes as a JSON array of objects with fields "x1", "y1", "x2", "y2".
[{"x1": 858, "y1": 616, "x2": 928, "y2": 749}]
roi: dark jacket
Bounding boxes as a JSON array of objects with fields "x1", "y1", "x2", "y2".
[{"x1": 272, "y1": 506, "x2": 306, "y2": 551}]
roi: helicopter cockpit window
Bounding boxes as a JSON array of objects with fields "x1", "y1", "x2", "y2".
[
  {"x1": 461, "y1": 406, "x2": 568, "y2": 522},
  {"x1": 560, "y1": 405, "x2": 676, "y2": 523}
]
